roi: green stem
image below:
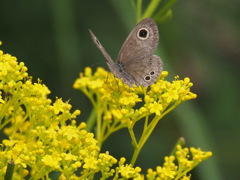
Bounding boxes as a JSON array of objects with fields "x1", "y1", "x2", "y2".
[
  {"x1": 154, "y1": 0, "x2": 177, "y2": 19},
  {"x1": 4, "y1": 161, "x2": 15, "y2": 180},
  {"x1": 136, "y1": 0, "x2": 142, "y2": 22},
  {"x1": 128, "y1": 123, "x2": 138, "y2": 148},
  {"x1": 169, "y1": 137, "x2": 186, "y2": 156},
  {"x1": 85, "y1": 108, "x2": 96, "y2": 132},
  {"x1": 130, "y1": 102, "x2": 181, "y2": 166},
  {"x1": 97, "y1": 105, "x2": 103, "y2": 147},
  {"x1": 144, "y1": 115, "x2": 149, "y2": 129},
  {"x1": 130, "y1": 115, "x2": 162, "y2": 166},
  {"x1": 142, "y1": 0, "x2": 161, "y2": 19}
]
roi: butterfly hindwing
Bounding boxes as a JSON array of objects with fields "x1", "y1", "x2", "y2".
[{"x1": 123, "y1": 55, "x2": 163, "y2": 87}]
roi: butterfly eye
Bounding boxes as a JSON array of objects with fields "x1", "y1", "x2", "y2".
[
  {"x1": 148, "y1": 59, "x2": 153, "y2": 66},
  {"x1": 137, "y1": 28, "x2": 149, "y2": 40},
  {"x1": 144, "y1": 75, "x2": 151, "y2": 81},
  {"x1": 150, "y1": 71, "x2": 155, "y2": 75}
]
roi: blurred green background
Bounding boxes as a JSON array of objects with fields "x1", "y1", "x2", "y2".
[{"x1": 0, "y1": 0, "x2": 239, "y2": 179}]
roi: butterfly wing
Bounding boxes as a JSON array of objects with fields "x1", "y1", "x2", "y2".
[
  {"x1": 117, "y1": 18, "x2": 159, "y2": 64},
  {"x1": 123, "y1": 55, "x2": 163, "y2": 87}
]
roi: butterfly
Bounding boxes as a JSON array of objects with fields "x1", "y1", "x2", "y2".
[{"x1": 89, "y1": 18, "x2": 163, "y2": 87}]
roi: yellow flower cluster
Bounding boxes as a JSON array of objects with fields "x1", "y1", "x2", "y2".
[
  {"x1": 146, "y1": 145, "x2": 212, "y2": 180},
  {"x1": 0, "y1": 44, "x2": 136, "y2": 179},
  {"x1": 116, "y1": 157, "x2": 142, "y2": 179},
  {"x1": 73, "y1": 67, "x2": 197, "y2": 147},
  {"x1": 0, "y1": 43, "x2": 212, "y2": 180}
]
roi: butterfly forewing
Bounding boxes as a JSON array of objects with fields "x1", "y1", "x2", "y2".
[{"x1": 117, "y1": 18, "x2": 159, "y2": 64}]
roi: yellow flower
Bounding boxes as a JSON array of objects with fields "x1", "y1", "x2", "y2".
[
  {"x1": 61, "y1": 125, "x2": 80, "y2": 141},
  {"x1": 115, "y1": 157, "x2": 141, "y2": 179},
  {"x1": 176, "y1": 145, "x2": 212, "y2": 172},
  {"x1": 61, "y1": 153, "x2": 77, "y2": 161},
  {"x1": 181, "y1": 174, "x2": 191, "y2": 180},
  {"x1": 148, "y1": 102, "x2": 163, "y2": 116},
  {"x1": 118, "y1": 164, "x2": 141, "y2": 178},
  {"x1": 83, "y1": 157, "x2": 98, "y2": 170},
  {"x1": 42, "y1": 154, "x2": 61, "y2": 169}
]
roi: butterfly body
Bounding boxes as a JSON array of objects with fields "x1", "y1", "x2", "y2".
[
  {"x1": 89, "y1": 18, "x2": 163, "y2": 87},
  {"x1": 107, "y1": 62, "x2": 136, "y2": 87}
]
